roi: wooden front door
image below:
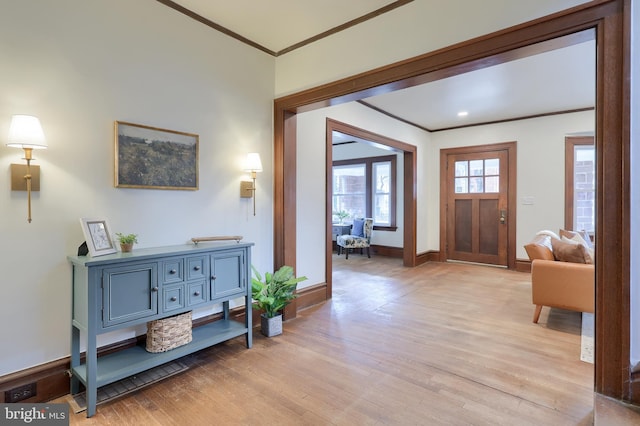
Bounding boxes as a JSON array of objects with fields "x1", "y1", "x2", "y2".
[{"x1": 442, "y1": 144, "x2": 514, "y2": 267}]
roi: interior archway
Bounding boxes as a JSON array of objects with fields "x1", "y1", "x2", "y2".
[{"x1": 274, "y1": 0, "x2": 630, "y2": 402}]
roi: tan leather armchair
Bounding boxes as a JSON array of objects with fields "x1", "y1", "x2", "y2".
[{"x1": 525, "y1": 233, "x2": 595, "y2": 323}]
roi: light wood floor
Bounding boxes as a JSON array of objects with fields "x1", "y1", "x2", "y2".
[{"x1": 59, "y1": 256, "x2": 596, "y2": 425}]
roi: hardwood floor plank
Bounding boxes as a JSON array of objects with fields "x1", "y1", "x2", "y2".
[{"x1": 58, "y1": 256, "x2": 594, "y2": 425}]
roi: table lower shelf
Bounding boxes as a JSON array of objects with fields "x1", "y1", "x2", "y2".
[{"x1": 72, "y1": 319, "x2": 249, "y2": 389}]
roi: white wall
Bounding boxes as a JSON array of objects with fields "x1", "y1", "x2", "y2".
[
  {"x1": 275, "y1": 0, "x2": 590, "y2": 97},
  {"x1": 296, "y1": 102, "x2": 430, "y2": 288},
  {"x1": 0, "y1": 1, "x2": 275, "y2": 376},
  {"x1": 429, "y1": 111, "x2": 595, "y2": 259}
]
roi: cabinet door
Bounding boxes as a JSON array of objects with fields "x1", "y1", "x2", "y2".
[
  {"x1": 210, "y1": 249, "x2": 246, "y2": 300},
  {"x1": 102, "y1": 263, "x2": 158, "y2": 328}
]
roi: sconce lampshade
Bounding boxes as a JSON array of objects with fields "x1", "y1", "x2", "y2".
[
  {"x1": 243, "y1": 152, "x2": 263, "y2": 173},
  {"x1": 7, "y1": 115, "x2": 47, "y2": 149}
]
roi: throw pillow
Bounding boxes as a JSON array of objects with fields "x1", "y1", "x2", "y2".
[
  {"x1": 536, "y1": 229, "x2": 560, "y2": 240},
  {"x1": 551, "y1": 238, "x2": 588, "y2": 263},
  {"x1": 352, "y1": 219, "x2": 365, "y2": 237},
  {"x1": 524, "y1": 234, "x2": 554, "y2": 261},
  {"x1": 559, "y1": 229, "x2": 594, "y2": 250},
  {"x1": 561, "y1": 235, "x2": 594, "y2": 264}
]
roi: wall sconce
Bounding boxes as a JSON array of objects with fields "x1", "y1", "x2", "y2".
[
  {"x1": 6, "y1": 115, "x2": 47, "y2": 223},
  {"x1": 240, "y1": 152, "x2": 262, "y2": 216}
]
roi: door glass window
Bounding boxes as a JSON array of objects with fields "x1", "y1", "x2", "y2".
[
  {"x1": 455, "y1": 177, "x2": 468, "y2": 193},
  {"x1": 454, "y1": 158, "x2": 500, "y2": 193},
  {"x1": 469, "y1": 160, "x2": 484, "y2": 176},
  {"x1": 455, "y1": 161, "x2": 468, "y2": 177}
]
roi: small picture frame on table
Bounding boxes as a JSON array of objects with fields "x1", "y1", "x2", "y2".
[{"x1": 80, "y1": 218, "x2": 117, "y2": 257}]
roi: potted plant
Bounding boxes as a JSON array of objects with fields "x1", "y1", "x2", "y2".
[
  {"x1": 251, "y1": 265, "x2": 307, "y2": 337},
  {"x1": 116, "y1": 232, "x2": 138, "y2": 253},
  {"x1": 333, "y1": 210, "x2": 350, "y2": 224}
]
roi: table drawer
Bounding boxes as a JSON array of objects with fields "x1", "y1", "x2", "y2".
[
  {"x1": 186, "y1": 255, "x2": 207, "y2": 280},
  {"x1": 162, "y1": 284, "x2": 185, "y2": 312},
  {"x1": 162, "y1": 258, "x2": 184, "y2": 284},
  {"x1": 187, "y1": 281, "x2": 207, "y2": 306}
]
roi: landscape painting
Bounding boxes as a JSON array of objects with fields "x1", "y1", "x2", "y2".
[{"x1": 115, "y1": 121, "x2": 199, "y2": 190}]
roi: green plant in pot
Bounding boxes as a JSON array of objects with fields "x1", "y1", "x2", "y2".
[
  {"x1": 116, "y1": 233, "x2": 138, "y2": 253},
  {"x1": 333, "y1": 210, "x2": 350, "y2": 224},
  {"x1": 251, "y1": 265, "x2": 307, "y2": 337}
]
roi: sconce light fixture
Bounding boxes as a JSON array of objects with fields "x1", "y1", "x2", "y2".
[
  {"x1": 6, "y1": 115, "x2": 48, "y2": 223},
  {"x1": 240, "y1": 152, "x2": 262, "y2": 216}
]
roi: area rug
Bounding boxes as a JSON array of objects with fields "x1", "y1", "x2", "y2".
[
  {"x1": 581, "y1": 312, "x2": 594, "y2": 363},
  {"x1": 69, "y1": 360, "x2": 188, "y2": 413}
]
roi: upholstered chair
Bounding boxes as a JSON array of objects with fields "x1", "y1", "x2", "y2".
[{"x1": 336, "y1": 218, "x2": 373, "y2": 259}]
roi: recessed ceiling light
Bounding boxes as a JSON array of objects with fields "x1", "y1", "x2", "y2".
[{"x1": 457, "y1": 111, "x2": 469, "y2": 117}]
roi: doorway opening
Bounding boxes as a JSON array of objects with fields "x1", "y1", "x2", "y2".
[{"x1": 325, "y1": 119, "x2": 416, "y2": 297}]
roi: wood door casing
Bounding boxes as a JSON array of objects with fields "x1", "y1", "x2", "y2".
[{"x1": 440, "y1": 142, "x2": 517, "y2": 269}]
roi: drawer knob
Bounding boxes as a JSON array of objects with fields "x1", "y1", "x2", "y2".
[
  {"x1": 152, "y1": 287, "x2": 159, "y2": 292},
  {"x1": 193, "y1": 266, "x2": 201, "y2": 271},
  {"x1": 169, "y1": 269, "x2": 177, "y2": 274},
  {"x1": 170, "y1": 296, "x2": 177, "y2": 302},
  {"x1": 193, "y1": 291, "x2": 200, "y2": 296}
]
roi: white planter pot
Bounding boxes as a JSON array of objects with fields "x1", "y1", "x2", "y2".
[{"x1": 261, "y1": 313, "x2": 283, "y2": 337}]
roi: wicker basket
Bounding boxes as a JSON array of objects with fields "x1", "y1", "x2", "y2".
[{"x1": 146, "y1": 311, "x2": 192, "y2": 353}]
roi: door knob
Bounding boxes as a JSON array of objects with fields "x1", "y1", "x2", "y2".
[{"x1": 499, "y1": 209, "x2": 507, "y2": 224}]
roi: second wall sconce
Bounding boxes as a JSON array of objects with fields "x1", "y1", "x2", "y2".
[
  {"x1": 240, "y1": 152, "x2": 262, "y2": 216},
  {"x1": 6, "y1": 115, "x2": 48, "y2": 223}
]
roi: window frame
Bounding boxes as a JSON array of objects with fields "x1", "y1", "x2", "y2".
[
  {"x1": 564, "y1": 136, "x2": 595, "y2": 235},
  {"x1": 332, "y1": 155, "x2": 397, "y2": 231}
]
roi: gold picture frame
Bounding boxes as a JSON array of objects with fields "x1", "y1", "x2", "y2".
[{"x1": 115, "y1": 121, "x2": 199, "y2": 190}]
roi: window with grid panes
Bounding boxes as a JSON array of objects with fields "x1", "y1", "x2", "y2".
[
  {"x1": 454, "y1": 158, "x2": 500, "y2": 193},
  {"x1": 332, "y1": 155, "x2": 396, "y2": 228}
]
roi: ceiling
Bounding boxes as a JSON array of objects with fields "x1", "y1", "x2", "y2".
[{"x1": 163, "y1": 0, "x2": 595, "y2": 132}]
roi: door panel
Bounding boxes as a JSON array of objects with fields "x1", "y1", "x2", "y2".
[
  {"x1": 454, "y1": 199, "x2": 472, "y2": 253},
  {"x1": 445, "y1": 148, "x2": 509, "y2": 266},
  {"x1": 479, "y1": 199, "x2": 499, "y2": 255}
]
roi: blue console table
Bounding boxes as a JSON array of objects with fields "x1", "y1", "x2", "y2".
[{"x1": 68, "y1": 242, "x2": 253, "y2": 417}]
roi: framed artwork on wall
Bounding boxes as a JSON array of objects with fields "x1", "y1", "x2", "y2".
[
  {"x1": 114, "y1": 121, "x2": 199, "y2": 190},
  {"x1": 80, "y1": 218, "x2": 117, "y2": 257}
]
